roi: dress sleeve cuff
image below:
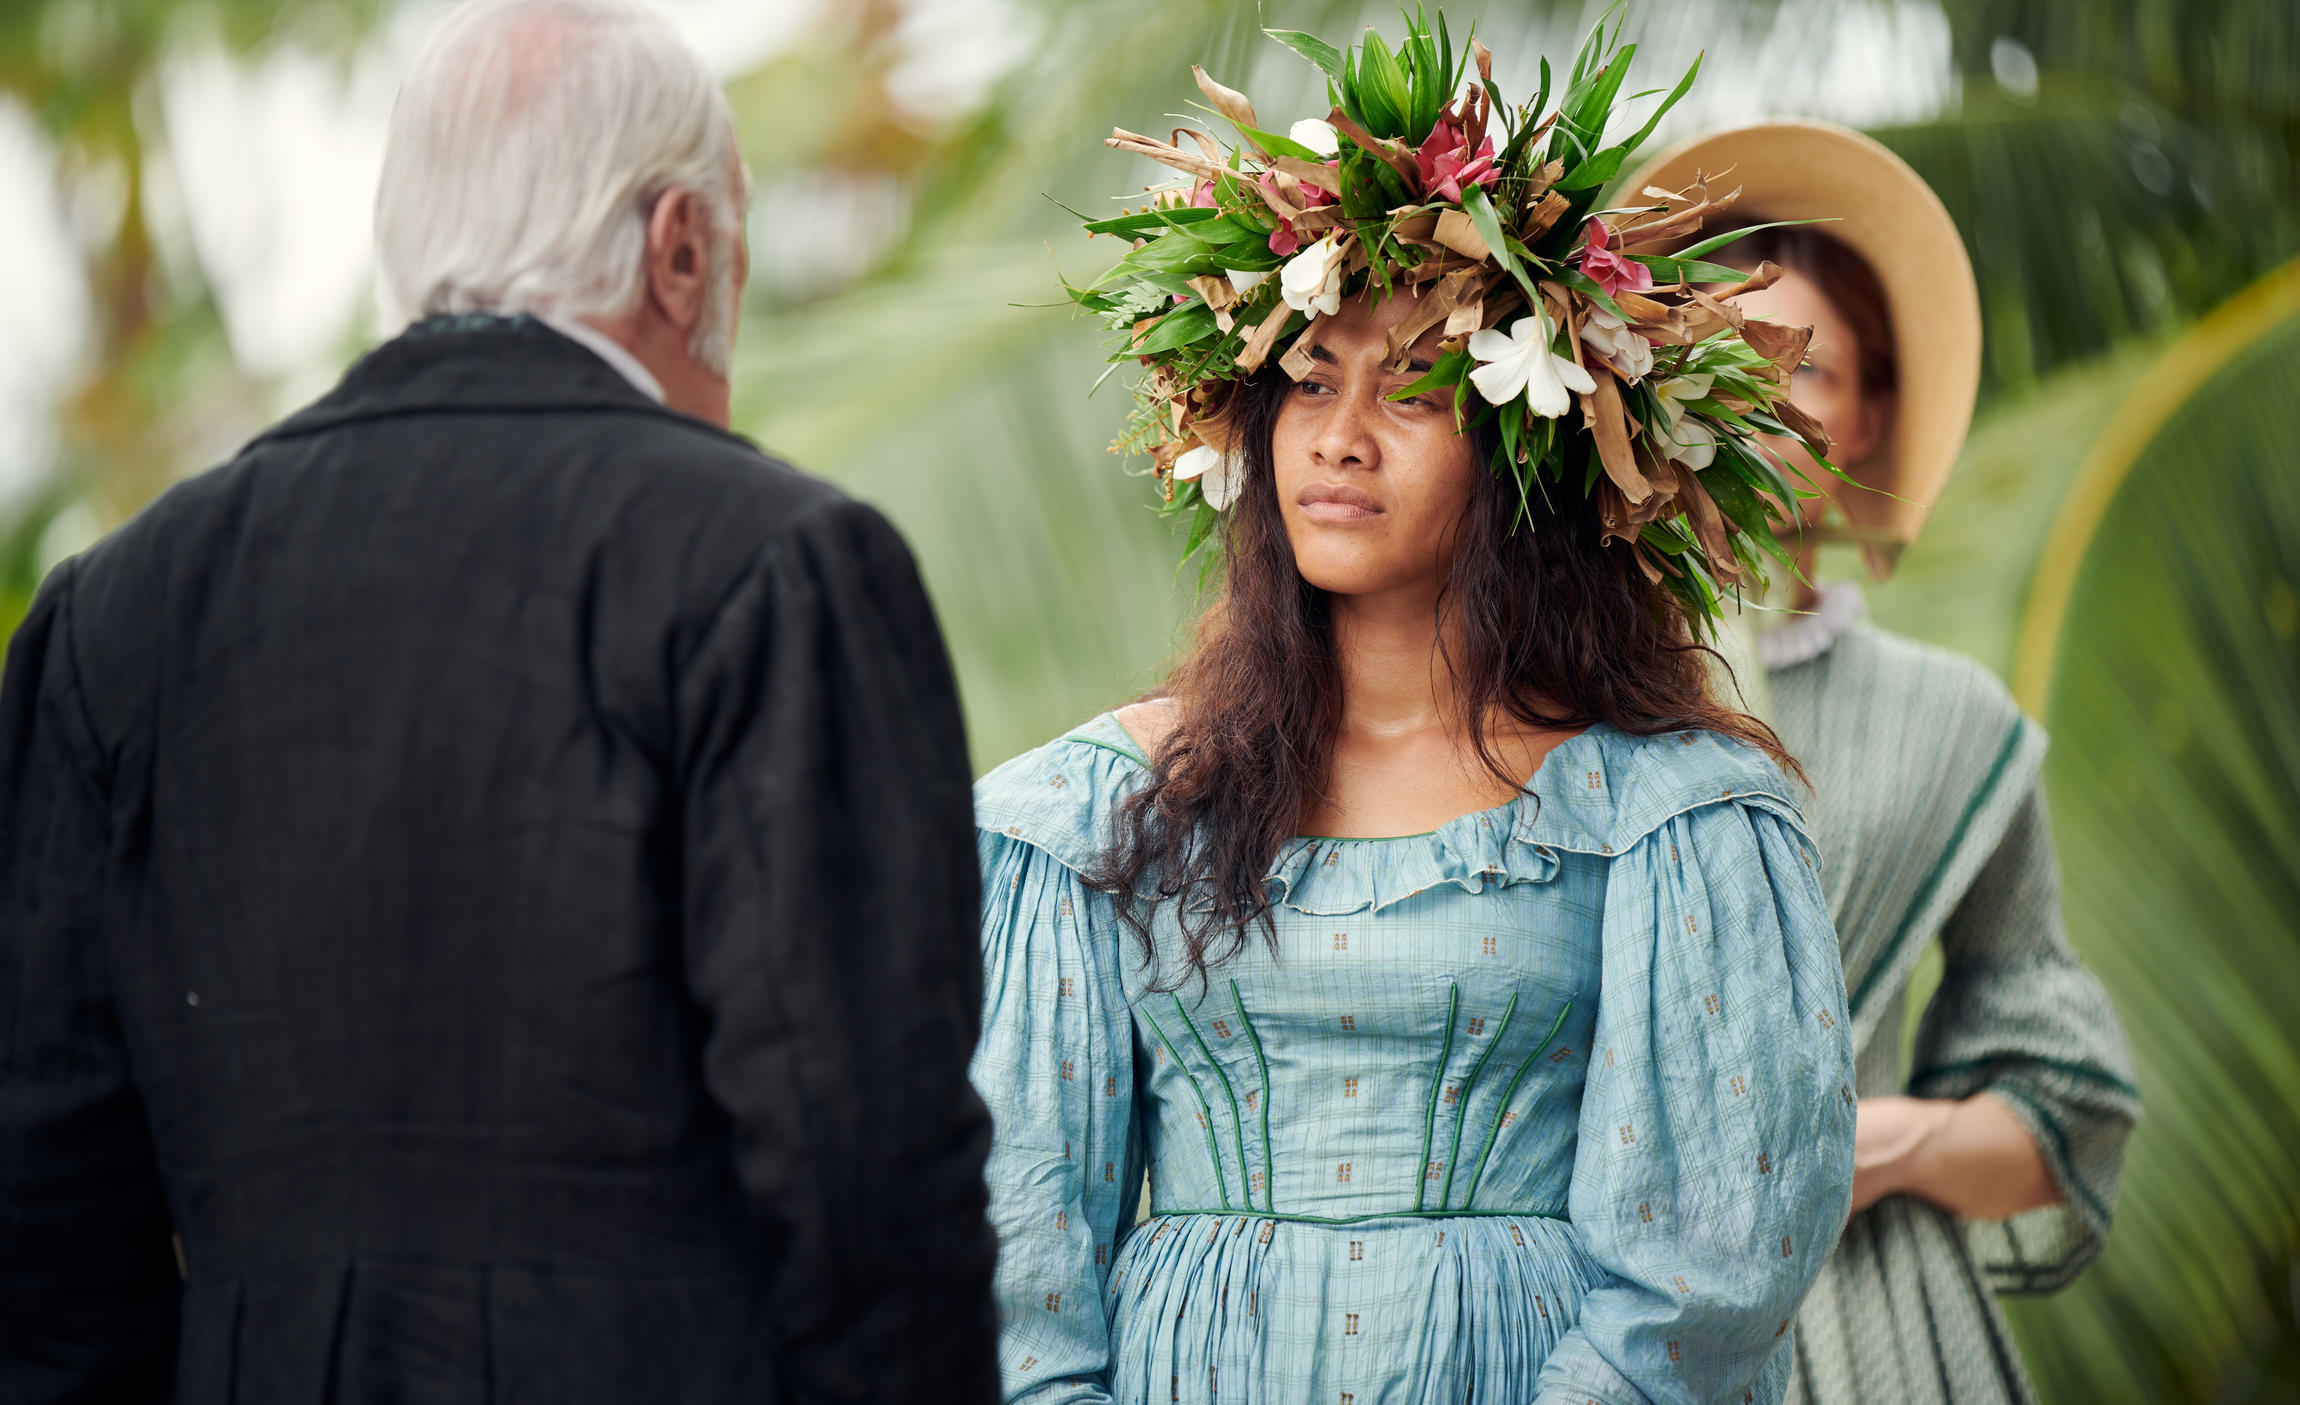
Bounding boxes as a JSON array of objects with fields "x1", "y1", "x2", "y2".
[{"x1": 1532, "y1": 1332, "x2": 1654, "y2": 1405}]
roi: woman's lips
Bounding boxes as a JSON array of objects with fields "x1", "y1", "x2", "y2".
[{"x1": 1296, "y1": 482, "x2": 1384, "y2": 522}]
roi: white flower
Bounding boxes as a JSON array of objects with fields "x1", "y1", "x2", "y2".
[
  {"x1": 1288, "y1": 117, "x2": 1341, "y2": 157},
  {"x1": 1278, "y1": 234, "x2": 1346, "y2": 317},
  {"x1": 1578, "y1": 305, "x2": 1654, "y2": 383},
  {"x1": 1650, "y1": 373, "x2": 1717, "y2": 469},
  {"x1": 1174, "y1": 443, "x2": 1247, "y2": 510},
  {"x1": 1227, "y1": 267, "x2": 1270, "y2": 296},
  {"x1": 1466, "y1": 309, "x2": 1596, "y2": 417}
]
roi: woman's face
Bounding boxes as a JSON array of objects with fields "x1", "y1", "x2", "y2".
[
  {"x1": 1732, "y1": 267, "x2": 1890, "y2": 517},
  {"x1": 1270, "y1": 288, "x2": 1480, "y2": 600}
]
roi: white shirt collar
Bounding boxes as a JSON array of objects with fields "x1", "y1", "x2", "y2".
[
  {"x1": 1758, "y1": 580, "x2": 1867, "y2": 672},
  {"x1": 537, "y1": 314, "x2": 665, "y2": 404}
]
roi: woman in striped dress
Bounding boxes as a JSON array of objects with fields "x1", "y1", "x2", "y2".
[{"x1": 1628, "y1": 122, "x2": 2141, "y2": 1404}]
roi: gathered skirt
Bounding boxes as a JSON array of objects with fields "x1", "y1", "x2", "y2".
[
  {"x1": 1105, "y1": 1212, "x2": 1608, "y2": 1403},
  {"x1": 1786, "y1": 1198, "x2": 2037, "y2": 1405}
]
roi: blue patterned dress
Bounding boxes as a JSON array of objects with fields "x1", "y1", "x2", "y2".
[{"x1": 971, "y1": 715, "x2": 1856, "y2": 1404}]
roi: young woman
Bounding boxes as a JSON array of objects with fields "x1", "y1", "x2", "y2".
[
  {"x1": 968, "y1": 26, "x2": 1859, "y2": 1398},
  {"x1": 1627, "y1": 122, "x2": 2140, "y2": 1405}
]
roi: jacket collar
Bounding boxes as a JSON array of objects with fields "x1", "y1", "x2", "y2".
[{"x1": 248, "y1": 313, "x2": 741, "y2": 449}]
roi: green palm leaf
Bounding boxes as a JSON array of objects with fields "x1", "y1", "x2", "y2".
[
  {"x1": 2005, "y1": 259, "x2": 2300, "y2": 1402},
  {"x1": 1865, "y1": 342, "x2": 2156, "y2": 674},
  {"x1": 1872, "y1": 88, "x2": 2299, "y2": 399}
]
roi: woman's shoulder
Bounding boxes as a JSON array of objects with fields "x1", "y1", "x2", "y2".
[
  {"x1": 1832, "y1": 623, "x2": 2022, "y2": 716},
  {"x1": 1794, "y1": 623, "x2": 2041, "y2": 777},
  {"x1": 973, "y1": 711, "x2": 1152, "y2": 875},
  {"x1": 1527, "y1": 723, "x2": 1811, "y2": 858}
]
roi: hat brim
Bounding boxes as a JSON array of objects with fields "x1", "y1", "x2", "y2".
[{"x1": 1621, "y1": 120, "x2": 1981, "y2": 549}]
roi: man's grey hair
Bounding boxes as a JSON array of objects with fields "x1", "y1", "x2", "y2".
[{"x1": 375, "y1": 0, "x2": 744, "y2": 371}]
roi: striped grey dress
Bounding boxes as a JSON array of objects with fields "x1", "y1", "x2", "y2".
[{"x1": 1762, "y1": 585, "x2": 2140, "y2": 1405}]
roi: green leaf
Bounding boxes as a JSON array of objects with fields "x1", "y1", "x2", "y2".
[
  {"x1": 1215, "y1": 243, "x2": 1284, "y2": 273},
  {"x1": 1628, "y1": 254, "x2": 1752, "y2": 284},
  {"x1": 1385, "y1": 347, "x2": 1472, "y2": 402},
  {"x1": 1460, "y1": 182, "x2": 1542, "y2": 306},
  {"x1": 1566, "y1": 1, "x2": 1615, "y2": 87},
  {"x1": 1671, "y1": 216, "x2": 1834, "y2": 262},
  {"x1": 1556, "y1": 268, "x2": 1626, "y2": 320},
  {"x1": 1369, "y1": 156, "x2": 1415, "y2": 208},
  {"x1": 1717, "y1": 424, "x2": 1800, "y2": 507},
  {"x1": 1563, "y1": 44, "x2": 1634, "y2": 147},
  {"x1": 1697, "y1": 460, "x2": 1790, "y2": 565},
  {"x1": 1178, "y1": 215, "x2": 1265, "y2": 244},
  {"x1": 1122, "y1": 232, "x2": 1221, "y2": 275},
  {"x1": 1232, "y1": 123, "x2": 1326, "y2": 162},
  {"x1": 1556, "y1": 145, "x2": 1628, "y2": 192},
  {"x1": 1081, "y1": 207, "x2": 1223, "y2": 237},
  {"x1": 1132, "y1": 301, "x2": 1219, "y2": 355},
  {"x1": 1357, "y1": 30, "x2": 1411, "y2": 138},
  {"x1": 1338, "y1": 151, "x2": 1390, "y2": 220},
  {"x1": 1179, "y1": 499, "x2": 1220, "y2": 560},
  {"x1": 1338, "y1": 43, "x2": 1368, "y2": 130},
  {"x1": 1615, "y1": 52, "x2": 1701, "y2": 157},
  {"x1": 1264, "y1": 27, "x2": 1347, "y2": 84}
]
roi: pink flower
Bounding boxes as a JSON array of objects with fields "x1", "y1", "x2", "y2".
[
  {"x1": 1415, "y1": 122, "x2": 1498, "y2": 204},
  {"x1": 1577, "y1": 219, "x2": 1653, "y2": 300},
  {"x1": 1190, "y1": 178, "x2": 1218, "y2": 209},
  {"x1": 1258, "y1": 166, "x2": 1336, "y2": 256}
]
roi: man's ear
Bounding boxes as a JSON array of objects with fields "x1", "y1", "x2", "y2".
[{"x1": 644, "y1": 186, "x2": 709, "y2": 333}]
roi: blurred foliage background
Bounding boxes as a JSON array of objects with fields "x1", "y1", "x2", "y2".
[{"x1": 1, "y1": 0, "x2": 2296, "y2": 1399}]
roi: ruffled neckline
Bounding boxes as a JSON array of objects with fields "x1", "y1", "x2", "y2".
[
  {"x1": 1263, "y1": 797, "x2": 1565, "y2": 916},
  {"x1": 973, "y1": 712, "x2": 1806, "y2": 919},
  {"x1": 1757, "y1": 580, "x2": 1866, "y2": 672}
]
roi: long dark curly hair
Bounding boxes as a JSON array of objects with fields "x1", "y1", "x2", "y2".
[{"x1": 1085, "y1": 367, "x2": 1798, "y2": 992}]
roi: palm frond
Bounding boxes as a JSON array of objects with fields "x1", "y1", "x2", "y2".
[
  {"x1": 1864, "y1": 342, "x2": 2157, "y2": 673},
  {"x1": 2002, "y1": 262, "x2": 2300, "y2": 1402},
  {"x1": 1935, "y1": 0, "x2": 2300, "y2": 130},
  {"x1": 1874, "y1": 87, "x2": 2300, "y2": 399}
]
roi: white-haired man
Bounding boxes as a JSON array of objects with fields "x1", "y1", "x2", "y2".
[{"x1": 0, "y1": 3, "x2": 999, "y2": 1401}]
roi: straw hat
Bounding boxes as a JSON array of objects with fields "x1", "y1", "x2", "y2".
[{"x1": 1621, "y1": 120, "x2": 1981, "y2": 564}]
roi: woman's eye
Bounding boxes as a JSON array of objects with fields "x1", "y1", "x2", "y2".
[{"x1": 1297, "y1": 379, "x2": 1335, "y2": 397}]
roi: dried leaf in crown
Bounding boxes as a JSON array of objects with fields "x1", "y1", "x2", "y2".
[{"x1": 1062, "y1": 2, "x2": 1845, "y2": 631}]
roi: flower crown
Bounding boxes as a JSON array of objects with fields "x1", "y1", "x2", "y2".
[{"x1": 1069, "y1": 5, "x2": 1834, "y2": 628}]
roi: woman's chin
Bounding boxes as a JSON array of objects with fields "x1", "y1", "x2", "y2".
[{"x1": 1292, "y1": 558, "x2": 1433, "y2": 599}]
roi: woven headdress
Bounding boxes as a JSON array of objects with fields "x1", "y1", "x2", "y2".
[{"x1": 1070, "y1": 6, "x2": 1836, "y2": 629}]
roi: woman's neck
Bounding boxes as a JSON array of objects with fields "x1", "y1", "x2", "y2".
[{"x1": 1329, "y1": 584, "x2": 1461, "y2": 741}]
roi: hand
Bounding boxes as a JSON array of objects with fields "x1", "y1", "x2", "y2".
[
  {"x1": 1848, "y1": 1092, "x2": 2062, "y2": 1221},
  {"x1": 1848, "y1": 1096, "x2": 1955, "y2": 1214}
]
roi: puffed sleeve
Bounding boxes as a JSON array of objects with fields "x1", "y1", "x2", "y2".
[
  {"x1": 1535, "y1": 799, "x2": 1856, "y2": 1405},
  {"x1": 1908, "y1": 786, "x2": 2138, "y2": 1293},
  {"x1": 675, "y1": 498, "x2": 998, "y2": 1401},
  {"x1": 970, "y1": 828, "x2": 1144, "y2": 1403}
]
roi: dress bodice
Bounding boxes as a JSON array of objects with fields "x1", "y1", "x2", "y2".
[
  {"x1": 1132, "y1": 810, "x2": 1604, "y2": 1225},
  {"x1": 970, "y1": 713, "x2": 1857, "y2": 1405}
]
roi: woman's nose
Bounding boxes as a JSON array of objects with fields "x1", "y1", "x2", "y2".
[{"x1": 1312, "y1": 383, "x2": 1382, "y2": 470}]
